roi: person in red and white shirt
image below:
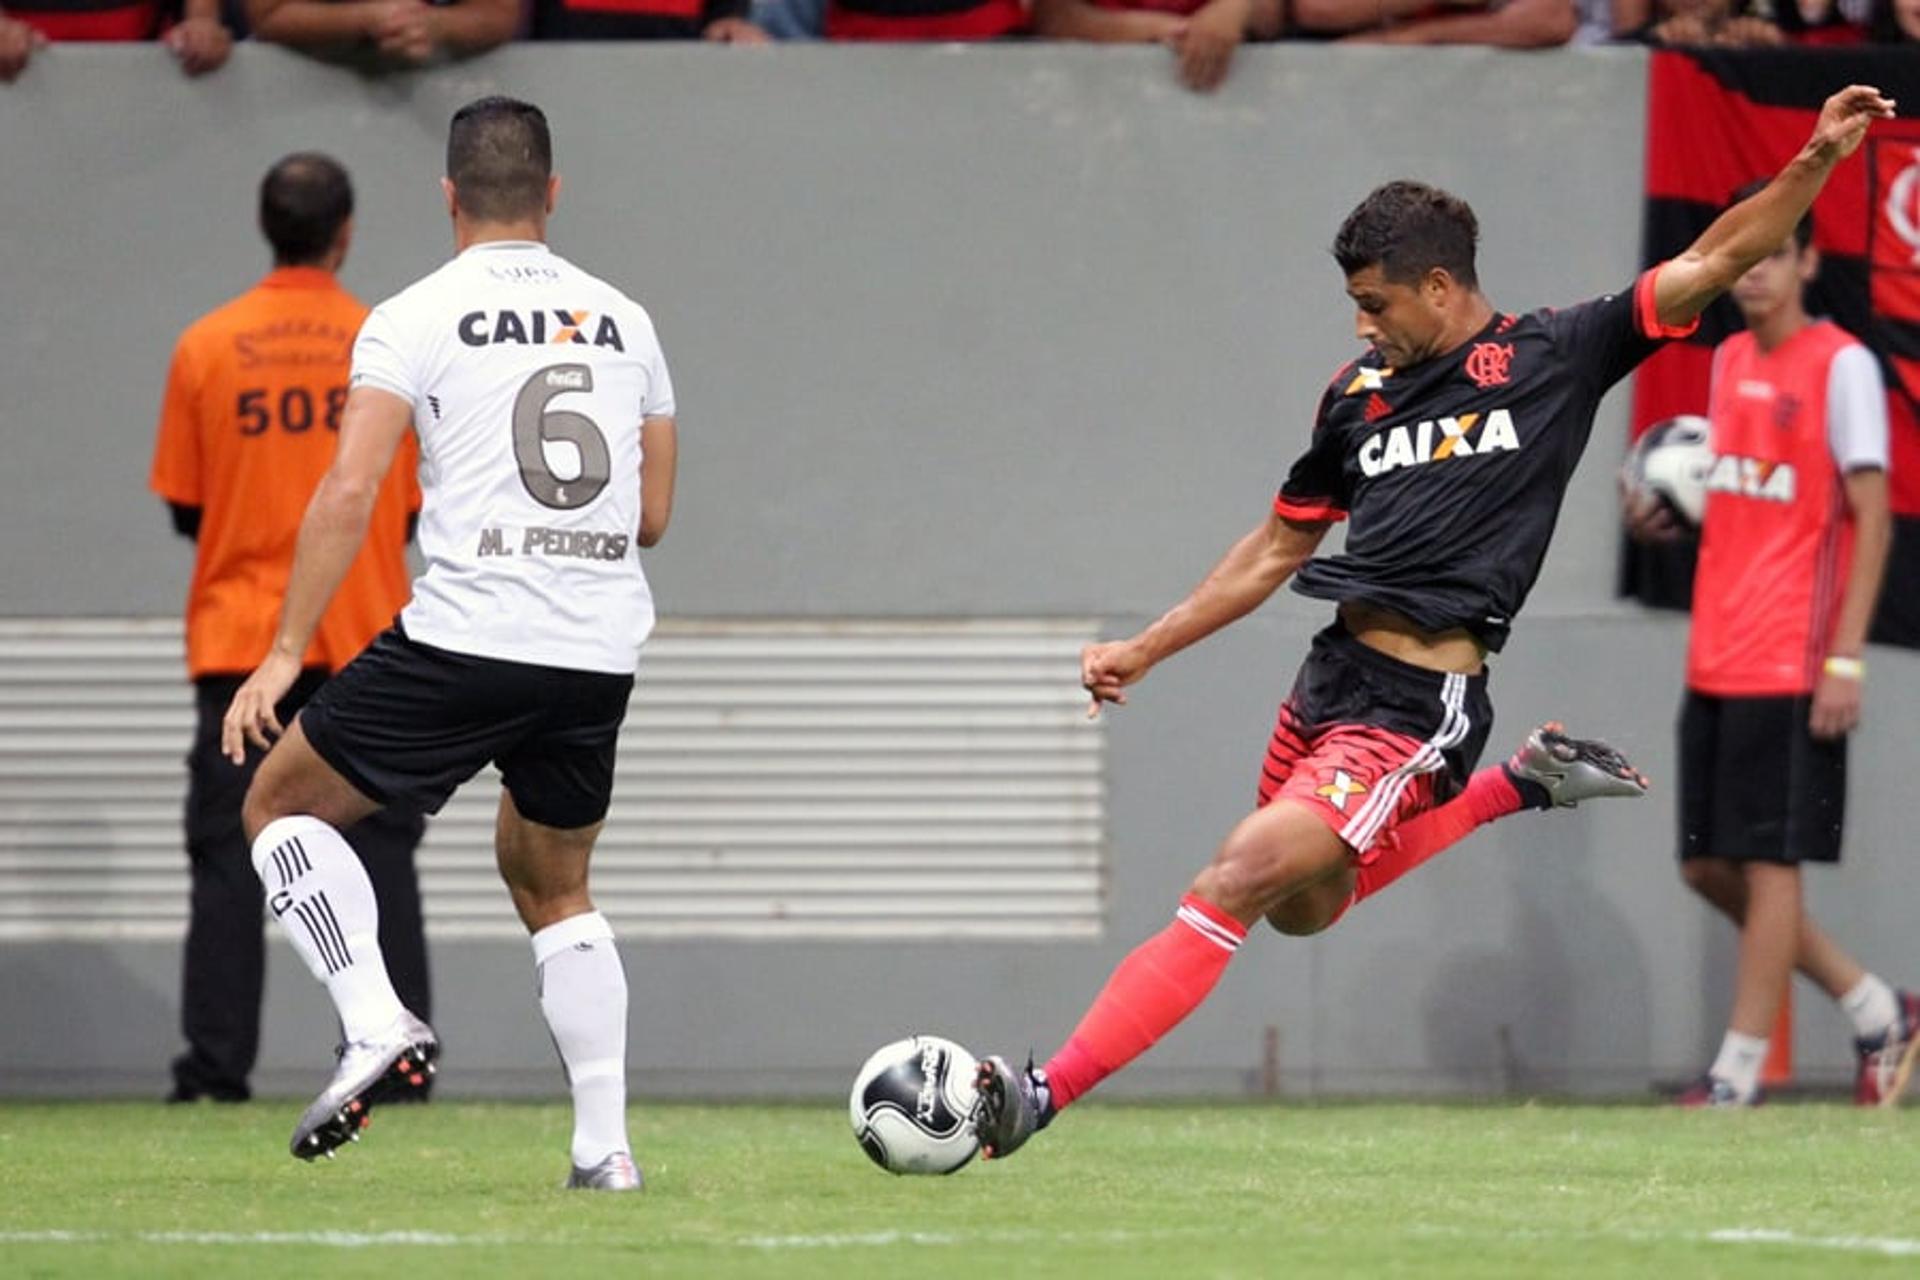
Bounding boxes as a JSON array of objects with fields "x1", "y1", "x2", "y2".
[
  {"x1": 0, "y1": 0, "x2": 231, "y2": 82},
  {"x1": 1629, "y1": 185, "x2": 1917, "y2": 1109}
]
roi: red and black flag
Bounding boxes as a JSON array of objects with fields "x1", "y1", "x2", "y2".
[{"x1": 1622, "y1": 48, "x2": 1920, "y2": 646}]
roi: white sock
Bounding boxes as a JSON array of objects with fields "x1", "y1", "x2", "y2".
[
  {"x1": 532, "y1": 911, "x2": 631, "y2": 1168},
  {"x1": 1840, "y1": 974, "x2": 1899, "y2": 1040},
  {"x1": 1709, "y1": 1030, "x2": 1769, "y2": 1099},
  {"x1": 252, "y1": 815, "x2": 406, "y2": 1044}
]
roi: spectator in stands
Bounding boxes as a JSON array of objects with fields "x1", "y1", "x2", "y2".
[
  {"x1": 1777, "y1": 0, "x2": 1873, "y2": 41},
  {"x1": 1872, "y1": 0, "x2": 1917, "y2": 37},
  {"x1": 818, "y1": 0, "x2": 1021, "y2": 38},
  {"x1": 1567, "y1": 0, "x2": 1620, "y2": 42},
  {"x1": 1615, "y1": 0, "x2": 1784, "y2": 43},
  {"x1": 151, "y1": 153, "x2": 433, "y2": 1105},
  {"x1": 750, "y1": 0, "x2": 819, "y2": 35},
  {"x1": 245, "y1": 0, "x2": 517, "y2": 63},
  {"x1": 1031, "y1": 0, "x2": 1275, "y2": 93},
  {"x1": 531, "y1": 0, "x2": 767, "y2": 41},
  {"x1": 0, "y1": 0, "x2": 231, "y2": 81},
  {"x1": 1292, "y1": 0, "x2": 1576, "y2": 46}
]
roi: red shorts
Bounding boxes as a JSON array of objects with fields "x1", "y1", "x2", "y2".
[{"x1": 1257, "y1": 623, "x2": 1492, "y2": 862}]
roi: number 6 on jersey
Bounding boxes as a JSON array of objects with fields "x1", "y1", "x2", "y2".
[{"x1": 514, "y1": 363, "x2": 609, "y2": 510}]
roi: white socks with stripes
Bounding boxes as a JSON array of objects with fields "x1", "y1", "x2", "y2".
[
  {"x1": 251, "y1": 815, "x2": 407, "y2": 1045},
  {"x1": 533, "y1": 911, "x2": 631, "y2": 1168}
]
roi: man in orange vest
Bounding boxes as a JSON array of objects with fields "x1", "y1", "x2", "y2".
[{"x1": 151, "y1": 153, "x2": 431, "y2": 1104}]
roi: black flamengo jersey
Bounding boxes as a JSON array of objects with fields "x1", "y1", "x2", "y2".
[{"x1": 1275, "y1": 270, "x2": 1693, "y2": 651}]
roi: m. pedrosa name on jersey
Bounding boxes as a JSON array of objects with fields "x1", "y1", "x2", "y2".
[
  {"x1": 1704, "y1": 455, "x2": 1796, "y2": 503},
  {"x1": 476, "y1": 526, "x2": 631, "y2": 561},
  {"x1": 1358, "y1": 409, "x2": 1521, "y2": 478},
  {"x1": 458, "y1": 309, "x2": 626, "y2": 351}
]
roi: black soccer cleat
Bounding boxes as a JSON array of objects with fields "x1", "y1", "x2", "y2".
[
  {"x1": 971, "y1": 1054, "x2": 1052, "y2": 1161},
  {"x1": 290, "y1": 1011, "x2": 439, "y2": 1162}
]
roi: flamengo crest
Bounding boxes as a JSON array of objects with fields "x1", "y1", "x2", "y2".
[{"x1": 1464, "y1": 341, "x2": 1515, "y2": 389}]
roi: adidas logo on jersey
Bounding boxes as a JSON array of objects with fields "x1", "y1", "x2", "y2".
[
  {"x1": 1703, "y1": 454, "x2": 1796, "y2": 503},
  {"x1": 1358, "y1": 409, "x2": 1521, "y2": 479},
  {"x1": 458, "y1": 309, "x2": 626, "y2": 351}
]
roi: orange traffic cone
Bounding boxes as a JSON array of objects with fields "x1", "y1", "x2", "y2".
[{"x1": 1761, "y1": 985, "x2": 1793, "y2": 1086}]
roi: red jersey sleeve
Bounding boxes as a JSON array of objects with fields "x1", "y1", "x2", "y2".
[{"x1": 1633, "y1": 264, "x2": 1702, "y2": 342}]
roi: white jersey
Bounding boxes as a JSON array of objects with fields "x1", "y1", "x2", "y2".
[{"x1": 350, "y1": 241, "x2": 675, "y2": 674}]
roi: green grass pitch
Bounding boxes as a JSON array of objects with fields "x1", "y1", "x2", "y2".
[{"x1": 3, "y1": 1100, "x2": 1918, "y2": 1278}]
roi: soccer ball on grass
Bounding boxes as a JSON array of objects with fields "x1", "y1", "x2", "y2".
[{"x1": 848, "y1": 1034, "x2": 982, "y2": 1175}]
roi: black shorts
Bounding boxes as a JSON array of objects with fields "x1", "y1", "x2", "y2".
[
  {"x1": 1677, "y1": 690, "x2": 1846, "y2": 865},
  {"x1": 299, "y1": 624, "x2": 634, "y2": 831},
  {"x1": 1257, "y1": 623, "x2": 1495, "y2": 858}
]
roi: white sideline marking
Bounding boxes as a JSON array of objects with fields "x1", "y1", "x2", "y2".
[
  {"x1": 1, "y1": 1226, "x2": 1208, "y2": 1252},
  {"x1": 9, "y1": 1224, "x2": 1920, "y2": 1257},
  {"x1": 0, "y1": 1230, "x2": 493, "y2": 1248},
  {"x1": 1708, "y1": 1229, "x2": 1920, "y2": 1258},
  {"x1": 740, "y1": 1232, "x2": 962, "y2": 1249}
]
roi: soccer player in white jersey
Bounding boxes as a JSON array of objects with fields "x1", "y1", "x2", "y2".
[{"x1": 221, "y1": 96, "x2": 678, "y2": 1191}]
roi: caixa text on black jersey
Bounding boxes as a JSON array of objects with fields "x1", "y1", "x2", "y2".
[{"x1": 1357, "y1": 409, "x2": 1522, "y2": 479}]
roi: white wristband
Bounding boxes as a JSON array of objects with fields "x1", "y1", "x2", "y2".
[{"x1": 1823, "y1": 655, "x2": 1865, "y2": 681}]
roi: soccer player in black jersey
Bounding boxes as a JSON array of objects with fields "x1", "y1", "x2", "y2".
[{"x1": 971, "y1": 84, "x2": 1895, "y2": 1160}]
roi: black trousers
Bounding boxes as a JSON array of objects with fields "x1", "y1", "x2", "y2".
[{"x1": 171, "y1": 670, "x2": 432, "y2": 1101}]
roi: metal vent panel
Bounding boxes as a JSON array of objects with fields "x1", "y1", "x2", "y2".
[{"x1": 0, "y1": 618, "x2": 1105, "y2": 940}]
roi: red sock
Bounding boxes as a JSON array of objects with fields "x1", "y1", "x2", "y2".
[
  {"x1": 1350, "y1": 765, "x2": 1523, "y2": 906},
  {"x1": 1043, "y1": 894, "x2": 1247, "y2": 1111}
]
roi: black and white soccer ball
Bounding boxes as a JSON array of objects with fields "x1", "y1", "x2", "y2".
[
  {"x1": 1624, "y1": 413, "x2": 1713, "y2": 529},
  {"x1": 848, "y1": 1034, "x2": 982, "y2": 1175}
]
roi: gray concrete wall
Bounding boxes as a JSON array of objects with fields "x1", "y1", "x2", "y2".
[{"x1": 6, "y1": 45, "x2": 1915, "y2": 1099}]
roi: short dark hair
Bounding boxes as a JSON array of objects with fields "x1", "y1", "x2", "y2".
[
  {"x1": 1332, "y1": 180, "x2": 1479, "y2": 289},
  {"x1": 447, "y1": 96, "x2": 553, "y2": 224},
  {"x1": 1731, "y1": 178, "x2": 1814, "y2": 252},
  {"x1": 259, "y1": 153, "x2": 353, "y2": 267}
]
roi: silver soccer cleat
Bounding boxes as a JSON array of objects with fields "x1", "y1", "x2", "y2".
[
  {"x1": 289, "y1": 1009, "x2": 438, "y2": 1161},
  {"x1": 566, "y1": 1151, "x2": 644, "y2": 1191},
  {"x1": 1508, "y1": 723, "x2": 1648, "y2": 808}
]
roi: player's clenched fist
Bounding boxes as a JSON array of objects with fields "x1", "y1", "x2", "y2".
[
  {"x1": 220, "y1": 650, "x2": 302, "y2": 763},
  {"x1": 1081, "y1": 638, "x2": 1153, "y2": 718}
]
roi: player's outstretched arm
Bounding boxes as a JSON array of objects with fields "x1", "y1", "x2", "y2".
[
  {"x1": 1652, "y1": 85, "x2": 1895, "y2": 331},
  {"x1": 1081, "y1": 511, "x2": 1330, "y2": 716},
  {"x1": 220, "y1": 387, "x2": 411, "y2": 763}
]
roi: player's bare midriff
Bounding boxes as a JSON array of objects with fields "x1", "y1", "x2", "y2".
[{"x1": 1337, "y1": 601, "x2": 1487, "y2": 675}]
